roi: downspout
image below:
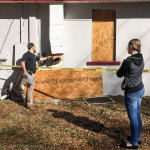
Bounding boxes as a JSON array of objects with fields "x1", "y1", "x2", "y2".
[
  {"x1": 19, "y1": 3, "x2": 25, "y2": 100},
  {"x1": 20, "y1": 3, "x2": 24, "y2": 43}
]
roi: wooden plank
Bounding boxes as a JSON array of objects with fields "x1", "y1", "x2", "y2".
[
  {"x1": 92, "y1": 10, "x2": 116, "y2": 61},
  {"x1": 24, "y1": 69, "x2": 103, "y2": 100}
]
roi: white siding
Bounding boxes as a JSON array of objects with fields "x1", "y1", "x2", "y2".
[{"x1": 64, "y1": 3, "x2": 150, "y2": 96}]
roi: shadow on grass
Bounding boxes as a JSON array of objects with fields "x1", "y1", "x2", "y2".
[
  {"x1": 47, "y1": 109, "x2": 104, "y2": 133},
  {"x1": 47, "y1": 109, "x2": 130, "y2": 147}
]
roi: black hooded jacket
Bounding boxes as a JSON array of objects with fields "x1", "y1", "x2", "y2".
[{"x1": 117, "y1": 54, "x2": 144, "y2": 94}]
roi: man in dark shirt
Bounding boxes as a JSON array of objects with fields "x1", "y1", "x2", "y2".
[{"x1": 21, "y1": 43, "x2": 59, "y2": 109}]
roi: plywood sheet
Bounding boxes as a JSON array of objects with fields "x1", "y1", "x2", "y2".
[
  {"x1": 24, "y1": 69, "x2": 103, "y2": 100},
  {"x1": 92, "y1": 10, "x2": 116, "y2": 61}
]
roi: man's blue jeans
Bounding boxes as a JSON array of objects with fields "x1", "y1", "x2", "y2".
[{"x1": 124, "y1": 87, "x2": 145, "y2": 146}]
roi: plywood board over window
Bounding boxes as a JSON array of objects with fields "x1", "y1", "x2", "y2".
[{"x1": 92, "y1": 10, "x2": 116, "y2": 61}]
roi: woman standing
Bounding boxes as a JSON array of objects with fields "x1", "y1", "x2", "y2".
[{"x1": 117, "y1": 39, "x2": 145, "y2": 149}]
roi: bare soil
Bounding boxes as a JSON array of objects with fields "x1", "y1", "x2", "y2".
[{"x1": 0, "y1": 96, "x2": 149, "y2": 150}]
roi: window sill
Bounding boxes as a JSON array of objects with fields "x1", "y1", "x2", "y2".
[{"x1": 87, "y1": 61, "x2": 121, "y2": 66}]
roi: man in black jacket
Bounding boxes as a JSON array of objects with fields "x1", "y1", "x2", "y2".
[{"x1": 117, "y1": 39, "x2": 145, "y2": 149}]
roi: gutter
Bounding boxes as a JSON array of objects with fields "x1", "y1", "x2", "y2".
[{"x1": 0, "y1": 0, "x2": 150, "y2": 3}]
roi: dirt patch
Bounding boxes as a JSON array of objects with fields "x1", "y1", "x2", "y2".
[{"x1": 0, "y1": 96, "x2": 149, "y2": 150}]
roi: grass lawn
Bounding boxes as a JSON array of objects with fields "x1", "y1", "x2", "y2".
[{"x1": 0, "y1": 96, "x2": 149, "y2": 150}]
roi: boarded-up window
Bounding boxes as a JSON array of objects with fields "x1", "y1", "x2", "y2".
[{"x1": 92, "y1": 10, "x2": 116, "y2": 61}]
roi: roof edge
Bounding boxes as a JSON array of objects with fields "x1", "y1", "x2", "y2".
[{"x1": 0, "y1": 0, "x2": 150, "y2": 4}]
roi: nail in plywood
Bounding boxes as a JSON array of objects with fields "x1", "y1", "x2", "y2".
[
  {"x1": 24, "y1": 69, "x2": 103, "y2": 100},
  {"x1": 92, "y1": 10, "x2": 116, "y2": 61}
]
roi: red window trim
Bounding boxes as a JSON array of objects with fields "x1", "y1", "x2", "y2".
[{"x1": 87, "y1": 61, "x2": 120, "y2": 66}]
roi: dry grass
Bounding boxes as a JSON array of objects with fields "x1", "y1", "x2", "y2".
[{"x1": 0, "y1": 96, "x2": 149, "y2": 150}]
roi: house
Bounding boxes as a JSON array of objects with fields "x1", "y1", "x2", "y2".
[{"x1": 0, "y1": 0, "x2": 150, "y2": 100}]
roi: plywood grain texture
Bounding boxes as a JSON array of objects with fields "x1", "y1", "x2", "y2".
[
  {"x1": 24, "y1": 69, "x2": 103, "y2": 100},
  {"x1": 92, "y1": 10, "x2": 116, "y2": 61}
]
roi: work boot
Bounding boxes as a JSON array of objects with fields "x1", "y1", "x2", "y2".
[{"x1": 27, "y1": 105, "x2": 35, "y2": 111}]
